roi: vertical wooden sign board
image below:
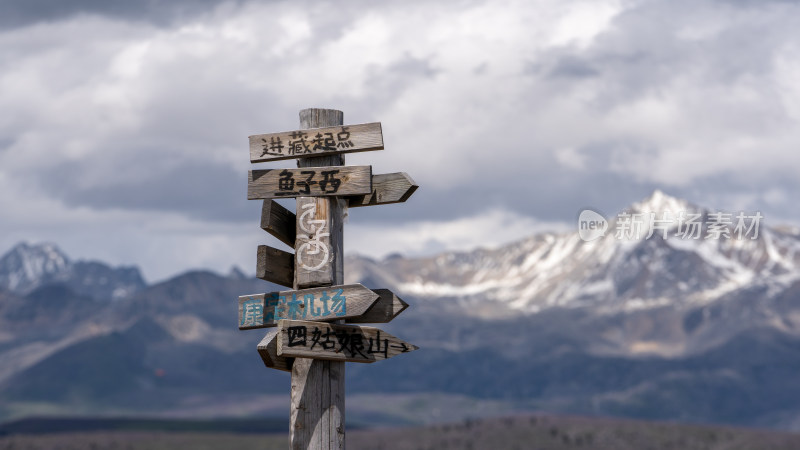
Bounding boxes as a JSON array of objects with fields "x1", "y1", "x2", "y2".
[{"x1": 292, "y1": 109, "x2": 346, "y2": 449}]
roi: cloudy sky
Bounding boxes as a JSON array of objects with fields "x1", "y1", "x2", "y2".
[{"x1": 1, "y1": 0, "x2": 799, "y2": 282}]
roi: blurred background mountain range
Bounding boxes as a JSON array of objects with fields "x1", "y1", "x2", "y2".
[{"x1": 2, "y1": 191, "x2": 800, "y2": 431}]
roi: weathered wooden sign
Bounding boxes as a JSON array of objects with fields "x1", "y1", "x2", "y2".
[
  {"x1": 348, "y1": 172, "x2": 418, "y2": 208},
  {"x1": 240, "y1": 286, "x2": 407, "y2": 329},
  {"x1": 261, "y1": 200, "x2": 296, "y2": 247},
  {"x1": 276, "y1": 320, "x2": 418, "y2": 363},
  {"x1": 256, "y1": 245, "x2": 294, "y2": 288},
  {"x1": 239, "y1": 284, "x2": 380, "y2": 329},
  {"x1": 346, "y1": 289, "x2": 408, "y2": 324},
  {"x1": 248, "y1": 166, "x2": 372, "y2": 200},
  {"x1": 249, "y1": 122, "x2": 383, "y2": 163},
  {"x1": 258, "y1": 329, "x2": 293, "y2": 372}
]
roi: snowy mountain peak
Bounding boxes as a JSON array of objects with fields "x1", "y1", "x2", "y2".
[
  {"x1": 0, "y1": 242, "x2": 147, "y2": 300},
  {"x1": 629, "y1": 190, "x2": 696, "y2": 216},
  {"x1": 0, "y1": 242, "x2": 70, "y2": 291},
  {"x1": 346, "y1": 191, "x2": 800, "y2": 319}
]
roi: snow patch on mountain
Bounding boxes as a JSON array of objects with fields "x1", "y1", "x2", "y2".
[{"x1": 0, "y1": 242, "x2": 69, "y2": 292}]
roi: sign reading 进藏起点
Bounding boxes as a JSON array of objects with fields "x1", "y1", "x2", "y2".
[{"x1": 249, "y1": 123, "x2": 383, "y2": 163}]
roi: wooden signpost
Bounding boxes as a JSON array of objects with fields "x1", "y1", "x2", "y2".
[{"x1": 238, "y1": 108, "x2": 418, "y2": 450}]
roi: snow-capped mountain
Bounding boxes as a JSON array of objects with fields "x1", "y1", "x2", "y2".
[
  {"x1": 0, "y1": 242, "x2": 69, "y2": 293},
  {"x1": 3, "y1": 192, "x2": 800, "y2": 429},
  {"x1": 0, "y1": 242, "x2": 147, "y2": 300},
  {"x1": 346, "y1": 190, "x2": 800, "y2": 317}
]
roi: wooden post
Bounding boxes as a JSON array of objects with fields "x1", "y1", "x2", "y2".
[{"x1": 290, "y1": 108, "x2": 346, "y2": 449}]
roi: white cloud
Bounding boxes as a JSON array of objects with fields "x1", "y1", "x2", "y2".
[{"x1": 1, "y1": 0, "x2": 800, "y2": 279}]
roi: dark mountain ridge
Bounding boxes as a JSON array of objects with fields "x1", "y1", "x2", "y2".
[{"x1": 2, "y1": 191, "x2": 800, "y2": 430}]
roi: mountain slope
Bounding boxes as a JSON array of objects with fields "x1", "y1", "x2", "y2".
[
  {"x1": 345, "y1": 190, "x2": 800, "y2": 356},
  {"x1": 347, "y1": 191, "x2": 800, "y2": 316}
]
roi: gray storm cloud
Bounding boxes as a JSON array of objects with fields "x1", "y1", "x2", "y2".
[{"x1": 0, "y1": 0, "x2": 798, "y2": 279}]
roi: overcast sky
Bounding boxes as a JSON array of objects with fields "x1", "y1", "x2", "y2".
[{"x1": 1, "y1": 0, "x2": 799, "y2": 282}]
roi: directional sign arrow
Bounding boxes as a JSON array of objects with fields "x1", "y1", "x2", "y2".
[
  {"x1": 249, "y1": 122, "x2": 384, "y2": 163},
  {"x1": 346, "y1": 289, "x2": 408, "y2": 324},
  {"x1": 256, "y1": 245, "x2": 294, "y2": 288},
  {"x1": 257, "y1": 329, "x2": 293, "y2": 372},
  {"x1": 239, "y1": 284, "x2": 380, "y2": 330},
  {"x1": 260, "y1": 200, "x2": 296, "y2": 247},
  {"x1": 347, "y1": 172, "x2": 418, "y2": 208},
  {"x1": 276, "y1": 320, "x2": 418, "y2": 363}
]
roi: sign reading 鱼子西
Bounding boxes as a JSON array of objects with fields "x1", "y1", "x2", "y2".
[{"x1": 247, "y1": 166, "x2": 372, "y2": 200}]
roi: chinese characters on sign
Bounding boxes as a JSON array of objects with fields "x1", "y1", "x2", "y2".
[
  {"x1": 276, "y1": 320, "x2": 417, "y2": 363},
  {"x1": 285, "y1": 325, "x2": 408, "y2": 360},
  {"x1": 277, "y1": 169, "x2": 342, "y2": 196},
  {"x1": 248, "y1": 122, "x2": 383, "y2": 163},
  {"x1": 247, "y1": 165, "x2": 372, "y2": 200},
  {"x1": 261, "y1": 127, "x2": 355, "y2": 158},
  {"x1": 240, "y1": 289, "x2": 348, "y2": 328},
  {"x1": 614, "y1": 210, "x2": 763, "y2": 240}
]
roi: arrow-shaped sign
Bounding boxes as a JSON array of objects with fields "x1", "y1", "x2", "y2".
[
  {"x1": 256, "y1": 245, "x2": 294, "y2": 288},
  {"x1": 261, "y1": 200, "x2": 296, "y2": 247},
  {"x1": 276, "y1": 320, "x2": 418, "y2": 363},
  {"x1": 249, "y1": 122, "x2": 383, "y2": 163},
  {"x1": 347, "y1": 172, "x2": 418, "y2": 208},
  {"x1": 239, "y1": 284, "x2": 380, "y2": 330},
  {"x1": 346, "y1": 289, "x2": 409, "y2": 324},
  {"x1": 257, "y1": 329, "x2": 293, "y2": 372}
]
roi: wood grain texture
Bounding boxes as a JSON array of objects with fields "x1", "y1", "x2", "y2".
[
  {"x1": 238, "y1": 284, "x2": 380, "y2": 330},
  {"x1": 295, "y1": 197, "x2": 338, "y2": 288},
  {"x1": 257, "y1": 329, "x2": 293, "y2": 372},
  {"x1": 248, "y1": 166, "x2": 372, "y2": 200},
  {"x1": 277, "y1": 320, "x2": 418, "y2": 363},
  {"x1": 261, "y1": 200, "x2": 296, "y2": 247},
  {"x1": 347, "y1": 172, "x2": 418, "y2": 208},
  {"x1": 346, "y1": 289, "x2": 409, "y2": 324},
  {"x1": 291, "y1": 108, "x2": 346, "y2": 450},
  {"x1": 249, "y1": 122, "x2": 383, "y2": 163},
  {"x1": 290, "y1": 358, "x2": 344, "y2": 450},
  {"x1": 256, "y1": 245, "x2": 294, "y2": 288}
]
